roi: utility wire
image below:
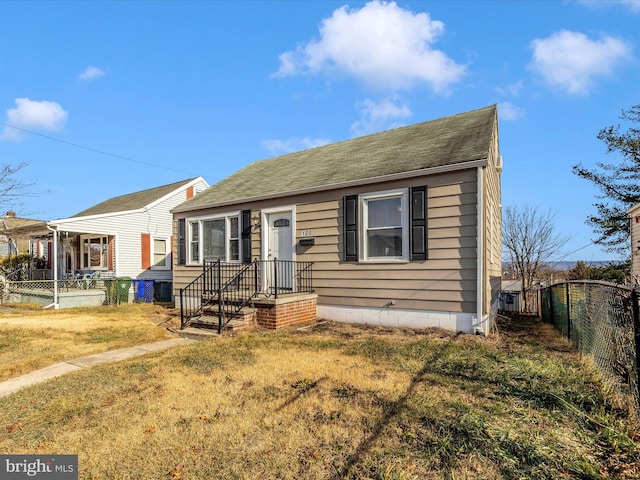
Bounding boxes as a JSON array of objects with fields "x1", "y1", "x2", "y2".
[
  {"x1": 548, "y1": 242, "x2": 622, "y2": 267},
  {"x1": 0, "y1": 121, "x2": 207, "y2": 178}
]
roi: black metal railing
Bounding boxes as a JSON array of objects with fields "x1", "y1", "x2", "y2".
[
  {"x1": 179, "y1": 259, "x2": 314, "y2": 331},
  {"x1": 265, "y1": 259, "x2": 314, "y2": 298},
  {"x1": 179, "y1": 272, "x2": 206, "y2": 329}
]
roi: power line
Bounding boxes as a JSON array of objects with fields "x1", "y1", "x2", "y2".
[
  {"x1": 547, "y1": 242, "x2": 622, "y2": 266},
  {"x1": 0, "y1": 121, "x2": 206, "y2": 177}
]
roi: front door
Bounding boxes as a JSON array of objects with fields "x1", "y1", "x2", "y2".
[{"x1": 266, "y1": 211, "x2": 294, "y2": 292}]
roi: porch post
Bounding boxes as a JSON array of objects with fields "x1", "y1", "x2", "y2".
[{"x1": 52, "y1": 228, "x2": 59, "y2": 308}]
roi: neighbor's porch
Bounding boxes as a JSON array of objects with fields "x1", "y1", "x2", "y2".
[{"x1": 3, "y1": 226, "x2": 116, "y2": 282}]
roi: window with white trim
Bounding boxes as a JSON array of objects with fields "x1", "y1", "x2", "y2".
[
  {"x1": 152, "y1": 236, "x2": 171, "y2": 270},
  {"x1": 361, "y1": 189, "x2": 409, "y2": 261},
  {"x1": 81, "y1": 236, "x2": 109, "y2": 269},
  {"x1": 188, "y1": 214, "x2": 241, "y2": 264}
]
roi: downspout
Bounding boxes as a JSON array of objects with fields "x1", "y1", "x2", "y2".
[
  {"x1": 476, "y1": 166, "x2": 484, "y2": 335},
  {"x1": 44, "y1": 224, "x2": 60, "y2": 309}
]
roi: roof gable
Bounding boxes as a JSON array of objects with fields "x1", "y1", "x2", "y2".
[
  {"x1": 71, "y1": 178, "x2": 198, "y2": 218},
  {"x1": 178, "y1": 105, "x2": 497, "y2": 211}
]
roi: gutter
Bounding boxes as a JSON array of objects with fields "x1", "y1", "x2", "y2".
[
  {"x1": 476, "y1": 165, "x2": 484, "y2": 335},
  {"x1": 172, "y1": 158, "x2": 489, "y2": 214}
]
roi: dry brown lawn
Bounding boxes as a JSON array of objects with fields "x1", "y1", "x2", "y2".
[
  {"x1": 0, "y1": 314, "x2": 638, "y2": 479},
  {"x1": 0, "y1": 303, "x2": 175, "y2": 381}
]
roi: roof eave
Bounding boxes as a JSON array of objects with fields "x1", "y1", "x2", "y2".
[{"x1": 173, "y1": 158, "x2": 488, "y2": 214}]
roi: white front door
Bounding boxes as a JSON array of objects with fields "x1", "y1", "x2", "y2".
[{"x1": 266, "y1": 211, "x2": 294, "y2": 291}]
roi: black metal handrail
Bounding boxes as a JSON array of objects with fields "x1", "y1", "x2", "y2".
[
  {"x1": 179, "y1": 269, "x2": 207, "y2": 329},
  {"x1": 265, "y1": 259, "x2": 314, "y2": 298},
  {"x1": 214, "y1": 260, "x2": 261, "y2": 333},
  {"x1": 180, "y1": 259, "x2": 314, "y2": 331}
]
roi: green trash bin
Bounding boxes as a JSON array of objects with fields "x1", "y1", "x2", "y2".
[
  {"x1": 103, "y1": 279, "x2": 117, "y2": 305},
  {"x1": 116, "y1": 277, "x2": 132, "y2": 304}
]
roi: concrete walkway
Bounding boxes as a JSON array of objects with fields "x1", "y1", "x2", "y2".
[{"x1": 0, "y1": 337, "x2": 197, "y2": 398}]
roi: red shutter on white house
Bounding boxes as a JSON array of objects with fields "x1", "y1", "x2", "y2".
[{"x1": 141, "y1": 233, "x2": 151, "y2": 269}]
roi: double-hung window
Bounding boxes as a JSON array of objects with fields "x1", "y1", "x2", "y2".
[
  {"x1": 152, "y1": 236, "x2": 171, "y2": 270},
  {"x1": 344, "y1": 186, "x2": 427, "y2": 262},
  {"x1": 361, "y1": 189, "x2": 409, "y2": 261},
  {"x1": 188, "y1": 214, "x2": 240, "y2": 264}
]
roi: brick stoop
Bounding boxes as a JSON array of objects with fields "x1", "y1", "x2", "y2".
[
  {"x1": 253, "y1": 293, "x2": 318, "y2": 329},
  {"x1": 184, "y1": 293, "x2": 317, "y2": 333}
]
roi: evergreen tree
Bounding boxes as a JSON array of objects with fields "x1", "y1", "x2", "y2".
[{"x1": 573, "y1": 104, "x2": 640, "y2": 255}]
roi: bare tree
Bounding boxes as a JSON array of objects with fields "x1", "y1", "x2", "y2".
[
  {"x1": 0, "y1": 162, "x2": 34, "y2": 213},
  {"x1": 502, "y1": 205, "x2": 569, "y2": 312}
]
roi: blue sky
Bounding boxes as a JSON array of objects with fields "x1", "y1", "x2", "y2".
[{"x1": 1, "y1": 0, "x2": 639, "y2": 263}]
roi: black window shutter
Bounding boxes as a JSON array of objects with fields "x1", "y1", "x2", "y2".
[
  {"x1": 177, "y1": 218, "x2": 186, "y2": 265},
  {"x1": 344, "y1": 195, "x2": 358, "y2": 262},
  {"x1": 241, "y1": 209, "x2": 252, "y2": 264},
  {"x1": 410, "y1": 186, "x2": 427, "y2": 261}
]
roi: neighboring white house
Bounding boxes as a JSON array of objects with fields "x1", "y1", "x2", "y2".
[{"x1": 2, "y1": 177, "x2": 208, "y2": 297}]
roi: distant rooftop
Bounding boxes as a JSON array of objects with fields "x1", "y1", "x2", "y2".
[{"x1": 71, "y1": 178, "x2": 198, "y2": 218}]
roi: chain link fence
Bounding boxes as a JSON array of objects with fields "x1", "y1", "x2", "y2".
[
  {"x1": 1, "y1": 279, "x2": 168, "y2": 308},
  {"x1": 1, "y1": 279, "x2": 131, "y2": 308},
  {"x1": 541, "y1": 281, "x2": 640, "y2": 412}
]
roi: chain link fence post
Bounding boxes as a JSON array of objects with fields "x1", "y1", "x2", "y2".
[
  {"x1": 633, "y1": 287, "x2": 640, "y2": 407},
  {"x1": 566, "y1": 282, "x2": 571, "y2": 342}
]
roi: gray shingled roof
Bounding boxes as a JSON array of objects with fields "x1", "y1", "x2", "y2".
[
  {"x1": 176, "y1": 105, "x2": 497, "y2": 211},
  {"x1": 72, "y1": 178, "x2": 197, "y2": 218}
]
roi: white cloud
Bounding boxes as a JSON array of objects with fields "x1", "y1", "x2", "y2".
[
  {"x1": 576, "y1": 0, "x2": 640, "y2": 12},
  {"x1": 620, "y1": 0, "x2": 640, "y2": 11},
  {"x1": 78, "y1": 65, "x2": 105, "y2": 81},
  {"x1": 351, "y1": 97, "x2": 412, "y2": 136},
  {"x1": 262, "y1": 137, "x2": 332, "y2": 155},
  {"x1": 0, "y1": 98, "x2": 68, "y2": 142},
  {"x1": 496, "y1": 80, "x2": 524, "y2": 97},
  {"x1": 529, "y1": 30, "x2": 633, "y2": 94},
  {"x1": 499, "y1": 102, "x2": 525, "y2": 121},
  {"x1": 273, "y1": 0, "x2": 465, "y2": 92}
]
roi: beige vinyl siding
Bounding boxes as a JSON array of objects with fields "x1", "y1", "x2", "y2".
[
  {"x1": 296, "y1": 169, "x2": 478, "y2": 314},
  {"x1": 174, "y1": 169, "x2": 479, "y2": 315}
]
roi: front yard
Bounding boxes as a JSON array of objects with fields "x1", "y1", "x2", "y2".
[
  {"x1": 0, "y1": 303, "x2": 174, "y2": 381},
  {"x1": 0, "y1": 313, "x2": 638, "y2": 479}
]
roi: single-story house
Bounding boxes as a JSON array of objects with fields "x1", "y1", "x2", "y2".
[
  {"x1": 173, "y1": 105, "x2": 502, "y2": 335},
  {"x1": 2, "y1": 177, "x2": 208, "y2": 305},
  {"x1": 0, "y1": 211, "x2": 44, "y2": 258}
]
